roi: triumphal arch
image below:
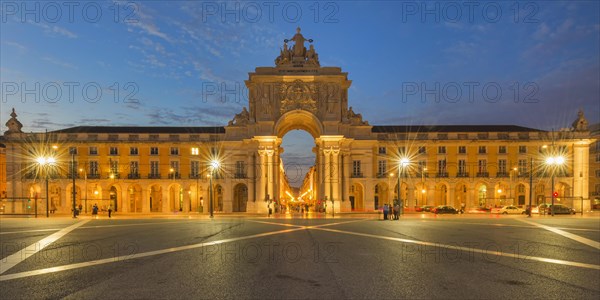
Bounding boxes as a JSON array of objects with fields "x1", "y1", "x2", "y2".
[{"x1": 226, "y1": 27, "x2": 372, "y2": 213}]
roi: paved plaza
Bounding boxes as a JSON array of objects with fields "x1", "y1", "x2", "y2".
[{"x1": 1, "y1": 213, "x2": 599, "y2": 299}]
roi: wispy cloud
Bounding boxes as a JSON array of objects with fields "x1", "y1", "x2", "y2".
[
  {"x1": 4, "y1": 41, "x2": 27, "y2": 52},
  {"x1": 28, "y1": 21, "x2": 77, "y2": 38},
  {"x1": 42, "y1": 56, "x2": 78, "y2": 69}
]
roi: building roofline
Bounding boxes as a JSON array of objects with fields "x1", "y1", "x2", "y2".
[
  {"x1": 49, "y1": 126, "x2": 226, "y2": 134},
  {"x1": 371, "y1": 125, "x2": 544, "y2": 133}
]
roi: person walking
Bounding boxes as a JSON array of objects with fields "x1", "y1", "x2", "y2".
[
  {"x1": 108, "y1": 204, "x2": 113, "y2": 218},
  {"x1": 92, "y1": 204, "x2": 98, "y2": 219},
  {"x1": 394, "y1": 203, "x2": 400, "y2": 220},
  {"x1": 383, "y1": 204, "x2": 389, "y2": 220}
]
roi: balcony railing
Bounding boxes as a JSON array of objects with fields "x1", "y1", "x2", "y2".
[
  {"x1": 376, "y1": 173, "x2": 388, "y2": 178},
  {"x1": 234, "y1": 173, "x2": 248, "y2": 179},
  {"x1": 127, "y1": 173, "x2": 140, "y2": 179},
  {"x1": 476, "y1": 172, "x2": 489, "y2": 177},
  {"x1": 168, "y1": 173, "x2": 181, "y2": 179},
  {"x1": 148, "y1": 173, "x2": 161, "y2": 179},
  {"x1": 496, "y1": 172, "x2": 509, "y2": 178},
  {"x1": 436, "y1": 172, "x2": 448, "y2": 178},
  {"x1": 189, "y1": 173, "x2": 201, "y2": 179},
  {"x1": 456, "y1": 172, "x2": 469, "y2": 178},
  {"x1": 88, "y1": 174, "x2": 100, "y2": 179},
  {"x1": 351, "y1": 172, "x2": 364, "y2": 178}
]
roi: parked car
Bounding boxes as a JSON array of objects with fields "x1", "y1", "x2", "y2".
[
  {"x1": 416, "y1": 205, "x2": 435, "y2": 212},
  {"x1": 547, "y1": 204, "x2": 576, "y2": 215},
  {"x1": 432, "y1": 205, "x2": 458, "y2": 214},
  {"x1": 535, "y1": 203, "x2": 551, "y2": 215},
  {"x1": 491, "y1": 205, "x2": 526, "y2": 215}
]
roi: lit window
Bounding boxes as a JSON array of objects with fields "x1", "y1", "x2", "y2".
[{"x1": 191, "y1": 147, "x2": 199, "y2": 155}]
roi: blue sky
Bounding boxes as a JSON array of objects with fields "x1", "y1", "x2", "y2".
[{"x1": 1, "y1": 1, "x2": 599, "y2": 186}]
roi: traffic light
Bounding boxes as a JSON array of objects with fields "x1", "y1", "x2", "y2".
[{"x1": 553, "y1": 191, "x2": 559, "y2": 198}]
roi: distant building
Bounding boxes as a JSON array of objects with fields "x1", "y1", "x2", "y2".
[
  {"x1": 590, "y1": 122, "x2": 600, "y2": 209},
  {"x1": 1, "y1": 29, "x2": 596, "y2": 214}
]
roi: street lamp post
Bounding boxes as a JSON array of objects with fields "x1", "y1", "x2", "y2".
[
  {"x1": 208, "y1": 160, "x2": 220, "y2": 218},
  {"x1": 36, "y1": 155, "x2": 56, "y2": 218},
  {"x1": 545, "y1": 155, "x2": 565, "y2": 217},
  {"x1": 528, "y1": 157, "x2": 533, "y2": 217},
  {"x1": 71, "y1": 151, "x2": 77, "y2": 218},
  {"x1": 398, "y1": 158, "x2": 409, "y2": 215},
  {"x1": 80, "y1": 168, "x2": 88, "y2": 213}
]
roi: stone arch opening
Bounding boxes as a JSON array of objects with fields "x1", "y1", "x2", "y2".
[
  {"x1": 127, "y1": 184, "x2": 142, "y2": 213},
  {"x1": 350, "y1": 183, "x2": 364, "y2": 211},
  {"x1": 274, "y1": 110, "x2": 323, "y2": 139},
  {"x1": 233, "y1": 183, "x2": 248, "y2": 212}
]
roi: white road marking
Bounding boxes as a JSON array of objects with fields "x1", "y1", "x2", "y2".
[
  {"x1": 0, "y1": 220, "x2": 90, "y2": 274},
  {"x1": 312, "y1": 227, "x2": 600, "y2": 270},
  {"x1": 517, "y1": 219, "x2": 600, "y2": 250},
  {"x1": 0, "y1": 228, "x2": 63, "y2": 235},
  {"x1": 418, "y1": 220, "x2": 600, "y2": 232},
  {"x1": 2, "y1": 218, "x2": 598, "y2": 281},
  {"x1": 0, "y1": 226, "x2": 306, "y2": 281}
]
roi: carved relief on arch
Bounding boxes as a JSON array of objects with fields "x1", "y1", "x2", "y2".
[{"x1": 280, "y1": 80, "x2": 317, "y2": 114}]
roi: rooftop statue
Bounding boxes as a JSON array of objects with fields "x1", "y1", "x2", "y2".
[{"x1": 275, "y1": 27, "x2": 320, "y2": 67}]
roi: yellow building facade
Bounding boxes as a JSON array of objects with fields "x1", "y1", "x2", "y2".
[{"x1": 1, "y1": 29, "x2": 595, "y2": 214}]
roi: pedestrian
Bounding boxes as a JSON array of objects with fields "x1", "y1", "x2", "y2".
[
  {"x1": 78, "y1": 204, "x2": 83, "y2": 213},
  {"x1": 92, "y1": 204, "x2": 98, "y2": 218},
  {"x1": 108, "y1": 204, "x2": 113, "y2": 218},
  {"x1": 383, "y1": 204, "x2": 389, "y2": 220},
  {"x1": 394, "y1": 203, "x2": 400, "y2": 220}
]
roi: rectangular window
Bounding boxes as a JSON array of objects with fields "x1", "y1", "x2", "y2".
[
  {"x1": 150, "y1": 147, "x2": 159, "y2": 155},
  {"x1": 519, "y1": 145, "x2": 527, "y2": 154},
  {"x1": 498, "y1": 146, "x2": 507, "y2": 154},
  {"x1": 150, "y1": 161, "x2": 159, "y2": 176},
  {"x1": 191, "y1": 147, "x2": 199, "y2": 155},
  {"x1": 418, "y1": 146, "x2": 426, "y2": 154},
  {"x1": 438, "y1": 146, "x2": 446, "y2": 154},
  {"x1": 458, "y1": 146, "x2": 466, "y2": 154},
  {"x1": 378, "y1": 147, "x2": 386, "y2": 154},
  {"x1": 478, "y1": 159, "x2": 487, "y2": 175},
  {"x1": 437, "y1": 159, "x2": 447, "y2": 176},
  {"x1": 596, "y1": 153, "x2": 600, "y2": 162},
  {"x1": 89, "y1": 147, "x2": 98, "y2": 156},
  {"x1": 170, "y1": 161, "x2": 179, "y2": 175},
  {"x1": 478, "y1": 146, "x2": 486, "y2": 154},
  {"x1": 129, "y1": 134, "x2": 139, "y2": 141},
  {"x1": 458, "y1": 160, "x2": 467, "y2": 175},
  {"x1": 170, "y1": 147, "x2": 179, "y2": 156},
  {"x1": 89, "y1": 161, "x2": 99, "y2": 175},
  {"x1": 352, "y1": 160, "x2": 362, "y2": 177},
  {"x1": 418, "y1": 160, "x2": 427, "y2": 172},
  {"x1": 458, "y1": 134, "x2": 468, "y2": 140},
  {"x1": 109, "y1": 147, "x2": 119, "y2": 156},
  {"x1": 498, "y1": 159, "x2": 507, "y2": 174},
  {"x1": 596, "y1": 170, "x2": 600, "y2": 178},
  {"x1": 68, "y1": 161, "x2": 78, "y2": 177},
  {"x1": 149, "y1": 134, "x2": 159, "y2": 141},
  {"x1": 518, "y1": 159, "x2": 528, "y2": 174},
  {"x1": 109, "y1": 160, "x2": 119, "y2": 175},
  {"x1": 130, "y1": 147, "x2": 139, "y2": 155},
  {"x1": 236, "y1": 161, "x2": 246, "y2": 178},
  {"x1": 191, "y1": 161, "x2": 200, "y2": 177},
  {"x1": 69, "y1": 147, "x2": 77, "y2": 155},
  {"x1": 378, "y1": 160, "x2": 387, "y2": 176},
  {"x1": 130, "y1": 161, "x2": 139, "y2": 176}
]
